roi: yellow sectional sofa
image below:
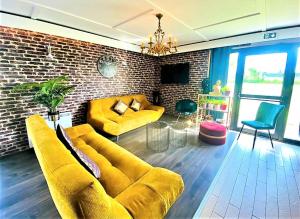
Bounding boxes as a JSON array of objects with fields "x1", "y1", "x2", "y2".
[
  {"x1": 26, "y1": 115, "x2": 184, "y2": 219},
  {"x1": 87, "y1": 94, "x2": 164, "y2": 136}
]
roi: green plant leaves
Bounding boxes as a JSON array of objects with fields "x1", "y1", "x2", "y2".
[{"x1": 13, "y1": 76, "x2": 75, "y2": 112}]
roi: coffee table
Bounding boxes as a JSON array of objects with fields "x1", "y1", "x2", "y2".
[
  {"x1": 146, "y1": 121, "x2": 169, "y2": 152},
  {"x1": 169, "y1": 121, "x2": 188, "y2": 148}
]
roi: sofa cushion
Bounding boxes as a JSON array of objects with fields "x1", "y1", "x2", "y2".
[
  {"x1": 115, "y1": 167, "x2": 184, "y2": 219},
  {"x1": 56, "y1": 124, "x2": 101, "y2": 179},
  {"x1": 71, "y1": 137, "x2": 133, "y2": 197},
  {"x1": 130, "y1": 99, "x2": 141, "y2": 111},
  {"x1": 113, "y1": 100, "x2": 128, "y2": 115}
]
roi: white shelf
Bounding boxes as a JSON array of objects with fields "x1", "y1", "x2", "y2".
[
  {"x1": 198, "y1": 107, "x2": 230, "y2": 113},
  {"x1": 197, "y1": 94, "x2": 232, "y2": 98},
  {"x1": 197, "y1": 94, "x2": 233, "y2": 128}
]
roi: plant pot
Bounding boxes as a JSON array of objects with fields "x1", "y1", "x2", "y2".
[
  {"x1": 201, "y1": 103, "x2": 207, "y2": 109},
  {"x1": 48, "y1": 111, "x2": 60, "y2": 122},
  {"x1": 214, "y1": 104, "x2": 221, "y2": 110},
  {"x1": 221, "y1": 104, "x2": 227, "y2": 111},
  {"x1": 223, "y1": 91, "x2": 231, "y2": 96},
  {"x1": 208, "y1": 103, "x2": 214, "y2": 110}
]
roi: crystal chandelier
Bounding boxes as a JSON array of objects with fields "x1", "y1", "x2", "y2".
[{"x1": 140, "y1": 13, "x2": 177, "y2": 56}]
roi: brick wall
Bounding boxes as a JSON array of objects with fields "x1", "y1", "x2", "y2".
[
  {"x1": 159, "y1": 50, "x2": 209, "y2": 115},
  {"x1": 0, "y1": 26, "x2": 159, "y2": 156},
  {"x1": 0, "y1": 26, "x2": 209, "y2": 157}
]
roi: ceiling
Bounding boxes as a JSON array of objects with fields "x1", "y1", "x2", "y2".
[{"x1": 1, "y1": 0, "x2": 299, "y2": 47}]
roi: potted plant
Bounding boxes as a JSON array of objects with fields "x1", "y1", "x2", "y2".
[
  {"x1": 207, "y1": 99, "x2": 214, "y2": 110},
  {"x1": 221, "y1": 85, "x2": 231, "y2": 96},
  {"x1": 13, "y1": 76, "x2": 75, "y2": 123},
  {"x1": 201, "y1": 78, "x2": 210, "y2": 94},
  {"x1": 199, "y1": 98, "x2": 207, "y2": 109},
  {"x1": 213, "y1": 99, "x2": 221, "y2": 110},
  {"x1": 220, "y1": 100, "x2": 228, "y2": 111}
]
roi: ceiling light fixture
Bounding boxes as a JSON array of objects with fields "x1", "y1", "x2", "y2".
[{"x1": 140, "y1": 13, "x2": 177, "y2": 56}]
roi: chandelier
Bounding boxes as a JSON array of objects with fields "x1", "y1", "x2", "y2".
[{"x1": 140, "y1": 13, "x2": 177, "y2": 56}]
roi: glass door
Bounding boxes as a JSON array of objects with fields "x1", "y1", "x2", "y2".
[
  {"x1": 284, "y1": 47, "x2": 300, "y2": 142},
  {"x1": 231, "y1": 44, "x2": 299, "y2": 141}
]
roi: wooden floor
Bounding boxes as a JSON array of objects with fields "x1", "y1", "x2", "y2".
[
  {"x1": 196, "y1": 133, "x2": 300, "y2": 219},
  {"x1": 0, "y1": 116, "x2": 236, "y2": 218}
]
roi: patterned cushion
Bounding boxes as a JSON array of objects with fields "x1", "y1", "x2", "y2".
[
  {"x1": 56, "y1": 124, "x2": 100, "y2": 179},
  {"x1": 114, "y1": 100, "x2": 128, "y2": 115},
  {"x1": 130, "y1": 99, "x2": 141, "y2": 111}
]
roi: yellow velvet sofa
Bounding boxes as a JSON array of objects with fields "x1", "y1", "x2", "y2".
[
  {"x1": 26, "y1": 115, "x2": 184, "y2": 219},
  {"x1": 87, "y1": 94, "x2": 164, "y2": 136}
]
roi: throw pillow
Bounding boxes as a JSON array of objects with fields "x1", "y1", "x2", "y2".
[
  {"x1": 114, "y1": 100, "x2": 128, "y2": 115},
  {"x1": 130, "y1": 99, "x2": 141, "y2": 111},
  {"x1": 56, "y1": 124, "x2": 100, "y2": 179}
]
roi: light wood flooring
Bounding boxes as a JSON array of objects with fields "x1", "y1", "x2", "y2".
[{"x1": 195, "y1": 133, "x2": 300, "y2": 219}]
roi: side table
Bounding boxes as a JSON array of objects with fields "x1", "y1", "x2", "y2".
[
  {"x1": 146, "y1": 121, "x2": 169, "y2": 152},
  {"x1": 169, "y1": 121, "x2": 188, "y2": 148}
]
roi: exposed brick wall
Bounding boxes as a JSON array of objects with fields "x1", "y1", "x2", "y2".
[
  {"x1": 0, "y1": 26, "x2": 159, "y2": 156},
  {"x1": 0, "y1": 26, "x2": 209, "y2": 157},
  {"x1": 158, "y1": 50, "x2": 209, "y2": 115}
]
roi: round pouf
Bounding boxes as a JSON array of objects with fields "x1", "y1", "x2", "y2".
[{"x1": 199, "y1": 121, "x2": 226, "y2": 145}]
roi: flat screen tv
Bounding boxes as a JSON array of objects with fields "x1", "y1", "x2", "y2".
[{"x1": 160, "y1": 63, "x2": 190, "y2": 84}]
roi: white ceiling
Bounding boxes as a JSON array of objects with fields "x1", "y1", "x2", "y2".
[{"x1": 1, "y1": 0, "x2": 299, "y2": 47}]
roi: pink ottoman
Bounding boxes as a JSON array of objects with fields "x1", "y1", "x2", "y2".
[{"x1": 199, "y1": 121, "x2": 226, "y2": 145}]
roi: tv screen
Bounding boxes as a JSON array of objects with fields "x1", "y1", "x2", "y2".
[{"x1": 161, "y1": 63, "x2": 189, "y2": 84}]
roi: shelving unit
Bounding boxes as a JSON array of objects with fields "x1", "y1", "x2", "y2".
[{"x1": 196, "y1": 94, "x2": 233, "y2": 128}]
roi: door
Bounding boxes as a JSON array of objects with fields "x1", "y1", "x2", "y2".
[{"x1": 231, "y1": 44, "x2": 299, "y2": 141}]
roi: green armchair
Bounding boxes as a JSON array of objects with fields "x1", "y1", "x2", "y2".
[
  {"x1": 175, "y1": 99, "x2": 197, "y2": 121},
  {"x1": 237, "y1": 102, "x2": 284, "y2": 149}
]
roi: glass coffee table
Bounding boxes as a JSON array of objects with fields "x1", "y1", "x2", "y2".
[
  {"x1": 146, "y1": 121, "x2": 169, "y2": 152},
  {"x1": 169, "y1": 121, "x2": 188, "y2": 148}
]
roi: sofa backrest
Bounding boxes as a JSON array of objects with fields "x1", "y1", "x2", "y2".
[
  {"x1": 88, "y1": 94, "x2": 151, "y2": 118},
  {"x1": 26, "y1": 115, "x2": 131, "y2": 219}
]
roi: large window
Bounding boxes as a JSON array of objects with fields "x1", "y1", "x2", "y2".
[
  {"x1": 241, "y1": 53, "x2": 287, "y2": 97},
  {"x1": 284, "y1": 47, "x2": 300, "y2": 141}
]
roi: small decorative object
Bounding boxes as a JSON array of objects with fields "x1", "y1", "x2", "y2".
[
  {"x1": 97, "y1": 55, "x2": 118, "y2": 78},
  {"x1": 13, "y1": 76, "x2": 75, "y2": 129},
  {"x1": 153, "y1": 90, "x2": 162, "y2": 105},
  {"x1": 220, "y1": 101, "x2": 228, "y2": 111},
  {"x1": 210, "y1": 80, "x2": 222, "y2": 95},
  {"x1": 205, "y1": 114, "x2": 213, "y2": 121},
  {"x1": 213, "y1": 100, "x2": 221, "y2": 110},
  {"x1": 201, "y1": 78, "x2": 210, "y2": 94},
  {"x1": 221, "y1": 85, "x2": 231, "y2": 96},
  {"x1": 140, "y1": 13, "x2": 177, "y2": 56},
  {"x1": 207, "y1": 100, "x2": 214, "y2": 110},
  {"x1": 46, "y1": 44, "x2": 54, "y2": 60},
  {"x1": 199, "y1": 98, "x2": 207, "y2": 109}
]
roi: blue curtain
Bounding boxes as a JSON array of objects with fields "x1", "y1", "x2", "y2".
[
  {"x1": 209, "y1": 47, "x2": 232, "y2": 120},
  {"x1": 209, "y1": 46, "x2": 232, "y2": 89}
]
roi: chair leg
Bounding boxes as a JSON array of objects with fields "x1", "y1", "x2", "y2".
[
  {"x1": 237, "y1": 124, "x2": 244, "y2": 140},
  {"x1": 176, "y1": 113, "x2": 181, "y2": 122},
  {"x1": 268, "y1": 130, "x2": 274, "y2": 148},
  {"x1": 252, "y1": 129, "x2": 257, "y2": 150}
]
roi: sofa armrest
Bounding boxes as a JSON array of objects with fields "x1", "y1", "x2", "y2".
[{"x1": 88, "y1": 116, "x2": 121, "y2": 136}]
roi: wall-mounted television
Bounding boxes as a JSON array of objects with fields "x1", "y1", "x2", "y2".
[{"x1": 160, "y1": 63, "x2": 190, "y2": 84}]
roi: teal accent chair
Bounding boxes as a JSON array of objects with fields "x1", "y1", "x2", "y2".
[
  {"x1": 175, "y1": 99, "x2": 197, "y2": 121},
  {"x1": 237, "y1": 102, "x2": 284, "y2": 149}
]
